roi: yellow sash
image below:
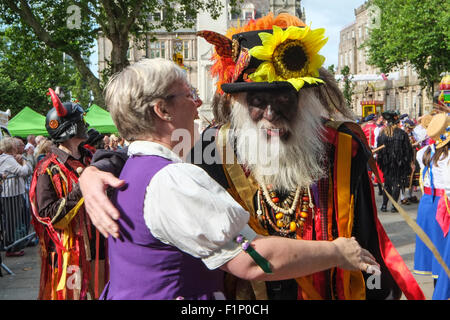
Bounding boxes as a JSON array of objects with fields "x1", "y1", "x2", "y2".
[
  {"x1": 217, "y1": 123, "x2": 267, "y2": 236},
  {"x1": 336, "y1": 132, "x2": 366, "y2": 300}
]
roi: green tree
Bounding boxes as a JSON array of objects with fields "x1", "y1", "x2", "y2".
[
  {"x1": 0, "y1": 0, "x2": 226, "y2": 107},
  {"x1": 364, "y1": 0, "x2": 449, "y2": 95},
  {"x1": 0, "y1": 25, "x2": 86, "y2": 116},
  {"x1": 340, "y1": 65, "x2": 356, "y2": 110},
  {"x1": 326, "y1": 64, "x2": 336, "y2": 76}
]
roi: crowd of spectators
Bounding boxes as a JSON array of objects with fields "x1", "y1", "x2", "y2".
[{"x1": 0, "y1": 131, "x2": 126, "y2": 259}]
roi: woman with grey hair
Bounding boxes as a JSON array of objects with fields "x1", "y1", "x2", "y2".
[
  {"x1": 92, "y1": 58, "x2": 379, "y2": 300},
  {"x1": 0, "y1": 137, "x2": 32, "y2": 257}
]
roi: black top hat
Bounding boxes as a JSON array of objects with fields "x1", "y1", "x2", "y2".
[
  {"x1": 198, "y1": 23, "x2": 328, "y2": 94},
  {"x1": 382, "y1": 111, "x2": 400, "y2": 124},
  {"x1": 85, "y1": 128, "x2": 104, "y2": 146}
]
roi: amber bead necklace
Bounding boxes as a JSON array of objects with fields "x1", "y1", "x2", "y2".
[{"x1": 257, "y1": 184, "x2": 314, "y2": 237}]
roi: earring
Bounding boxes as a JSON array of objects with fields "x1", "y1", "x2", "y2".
[{"x1": 165, "y1": 116, "x2": 172, "y2": 121}]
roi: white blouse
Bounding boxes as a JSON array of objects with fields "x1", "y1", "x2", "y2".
[
  {"x1": 127, "y1": 141, "x2": 257, "y2": 270},
  {"x1": 0, "y1": 154, "x2": 33, "y2": 197},
  {"x1": 416, "y1": 145, "x2": 450, "y2": 196}
]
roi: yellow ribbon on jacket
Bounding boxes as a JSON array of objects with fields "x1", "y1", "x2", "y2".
[
  {"x1": 217, "y1": 123, "x2": 268, "y2": 236},
  {"x1": 336, "y1": 132, "x2": 366, "y2": 300},
  {"x1": 56, "y1": 228, "x2": 71, "y2": 292},
  {"x1": 53, "y1": 198, "x2": 84, "y2": 229}
]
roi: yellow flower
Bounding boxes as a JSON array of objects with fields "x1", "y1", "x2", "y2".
[{"x1": 248, "y1": 25, "x2": 328, "y2": 91}]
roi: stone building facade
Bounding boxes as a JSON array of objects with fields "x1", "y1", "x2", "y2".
[{"x1": 337, "y1": 2, "x2": 433, "y2": 119}]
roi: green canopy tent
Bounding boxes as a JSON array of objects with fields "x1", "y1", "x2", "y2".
[
  {"x1": 7, "y1": 106, "x2": 48, "y2": 138},
  {"x1": 84, "y1": 104, "x2": 118, "y2": 134}
]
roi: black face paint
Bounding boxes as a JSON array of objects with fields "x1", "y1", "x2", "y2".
[{"x1": 246, "y1": 90, "x2": 299, "y2": 123}]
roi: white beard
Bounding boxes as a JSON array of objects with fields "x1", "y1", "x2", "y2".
[{"x1": 230, "y1": 90, "x2": 327, "y2": 192}]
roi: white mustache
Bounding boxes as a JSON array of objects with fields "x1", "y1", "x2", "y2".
[{"x1": 231, "y1": 90, "x2": 327, "y2": 192}]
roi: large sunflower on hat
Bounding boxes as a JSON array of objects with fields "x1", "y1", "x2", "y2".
[{"x1": 248, "y1": 25, "x2": 328, "y2": 91}]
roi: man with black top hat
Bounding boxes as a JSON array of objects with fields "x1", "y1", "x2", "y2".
[
  {"x1": 79, "y1": 13, "x2": 425, "y2": 300},
  {"x1": 376, "y1": 111, "x2": 414, "y2": 212},
  {"x1": 29, "y1": 88, "x2": 107, "y2": 299}
]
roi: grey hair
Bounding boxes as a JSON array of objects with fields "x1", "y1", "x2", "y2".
[
  {"x1": 313, "y1": 68, "x2": 356, "y2": 121},
  {"x1": 104, "y1": 58, "x2": 187, "y2": 141},
  {"x1": 0, "y1": 137, "x2": 17, "y2": 154}
]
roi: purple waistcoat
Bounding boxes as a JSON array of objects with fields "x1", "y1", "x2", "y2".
[{"x1": 101, "y1": 155, "x2": 224, "y2": 300}]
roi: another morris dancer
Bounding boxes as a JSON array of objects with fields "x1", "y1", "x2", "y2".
[
  {"x1": 362, "y1": 114, "x2": 383, "y2": 195},
  {"x1": 29, "y1": 89, "x2": 107, "y2": 300},
  {"x1": 362, "y1": 114, "x2": 377, "y2": 149},
  {"x1": 80, "y1": 13, "x2": 425, "y2": 300},
  {"x1": 431, "y1": 83, "x2": 450, "y2": 300},
  {"x1": 414, "y1": 112, "x2": 449, "y2": 297},
  {"x1": 377, "y1": 111, "x2": 414, "y2": 212}
]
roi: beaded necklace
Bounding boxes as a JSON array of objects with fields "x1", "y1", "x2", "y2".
[{"x1": 257, "y1": 184, "x2": 314, "y2": 237}]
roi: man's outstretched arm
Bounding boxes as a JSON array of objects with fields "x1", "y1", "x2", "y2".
[{"x1": 79, "y1": 148, "x2": 128, "y2": 238}]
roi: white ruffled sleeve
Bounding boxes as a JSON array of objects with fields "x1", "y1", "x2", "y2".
[{"x1": 143, "y1": 163, "x2": 256, "y2": 270}]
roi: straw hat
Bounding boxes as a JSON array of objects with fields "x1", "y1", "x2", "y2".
[
  {"x1": 426, "y1": 113, "x2": 450, "y2": 149},
  {"x1": 420, "y1": 114, "x2": 433, "y2": 128}
]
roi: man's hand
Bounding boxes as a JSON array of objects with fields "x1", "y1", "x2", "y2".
[
  {"x1": 332, "y1": 237, "x2": 380, "y2": 274},
  {"x1": 79, "y1": 166, "x2": 125, "y2": 238}
]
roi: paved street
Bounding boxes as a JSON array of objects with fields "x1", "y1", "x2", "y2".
[{"x1": 0, "y1": 189, "x2": 436, "y2": 300}]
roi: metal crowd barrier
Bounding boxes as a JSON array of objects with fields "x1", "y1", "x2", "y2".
[{"x1": 0, "y1": 173, "x2": 35, "y2": 276}]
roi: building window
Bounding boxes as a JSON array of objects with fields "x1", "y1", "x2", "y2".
[
  {"x1": 351, "y1": 30, "x2": 355, "y2": 38},
  {"x1": 150, "y1": 11, "x2": 162, "y2": 21},
  {"x1": 149, "y1": 41, "x2": 166, "y2": 59},
  {"x1": 183, "y1": 40, "x2": 190, "y2": 60},
  {"x1": 358, "y1": 26, "x2": 362, "y2": 39},
  {"x1": 244, "y1": 10, "x2": 254, "y2": 20}
]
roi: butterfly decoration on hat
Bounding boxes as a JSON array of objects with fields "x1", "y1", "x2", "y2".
[{"x1": 197, "y1": 14, "x2": 328, "y2": 94}]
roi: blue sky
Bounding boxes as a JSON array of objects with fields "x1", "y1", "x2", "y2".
[
  {"x1": 302, "y1": 0, "x2": 367, "y2": 69},
  {"x1": 89, "y1": 0, "x2": 367, "y2": 76}
]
